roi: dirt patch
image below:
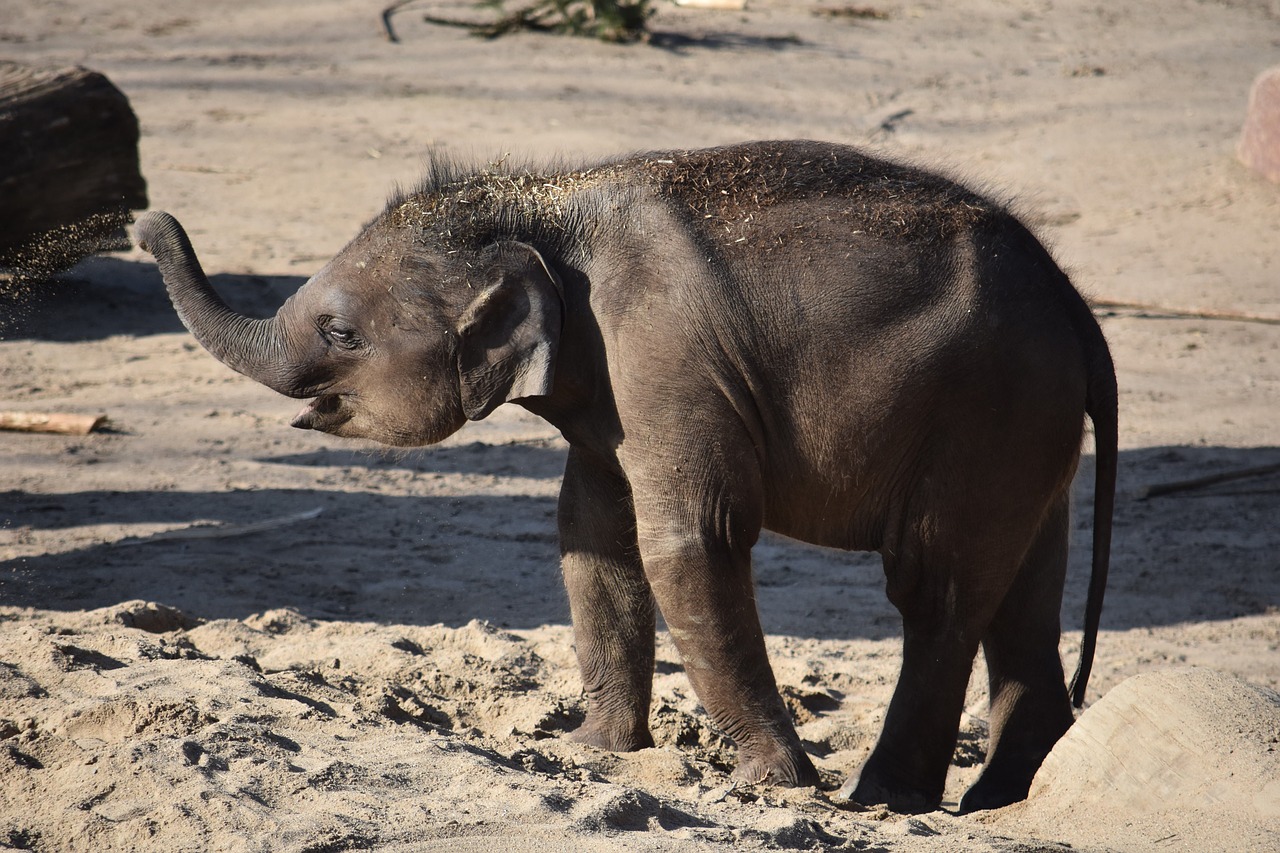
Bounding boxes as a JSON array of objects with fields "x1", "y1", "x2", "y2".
[{"x1": 1, "y1": 0, "x2": 1278, "y2": 851}]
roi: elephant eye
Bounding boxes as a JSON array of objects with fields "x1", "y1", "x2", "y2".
[{"x1": 320, "y1": 319, "x2": 362, "y2": 350}]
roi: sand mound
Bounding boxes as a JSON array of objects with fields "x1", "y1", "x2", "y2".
[
  {"x1": 0, "y1": 606, "x2": 904, "y2": 852},
  {"x1": 991, "y1": 667, "x2": 1280, "y2": 852}
]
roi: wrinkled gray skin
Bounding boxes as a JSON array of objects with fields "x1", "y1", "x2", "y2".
[{"x1": 137, "y1": 140, "x2": 1117, "y2": 814}]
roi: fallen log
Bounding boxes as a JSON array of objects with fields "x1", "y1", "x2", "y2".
[
  {"x1": 0, "y1": 411, "x2": 107, "y2": 435},
  {"x1": 0, "y1": 62, "x2": 147, "y2": 279}
]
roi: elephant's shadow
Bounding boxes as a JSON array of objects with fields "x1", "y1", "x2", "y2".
[
  {"x1": 3, "y1": 444, "x2": 1277, "y2": 638},
  {"x1": 264, "y1": 441, "x2": 570, "y2": 480}
]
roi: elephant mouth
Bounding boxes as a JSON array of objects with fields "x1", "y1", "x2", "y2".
[{"x1": 290, "y1": 393, "x2": 353, "y2": 432}]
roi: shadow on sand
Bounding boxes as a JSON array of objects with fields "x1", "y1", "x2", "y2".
[{"x1": 3, "y1": 444, "x2": 1277, "y2": 639}]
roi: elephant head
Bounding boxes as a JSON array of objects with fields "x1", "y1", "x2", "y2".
[{"x1": 135, "y1": 211, "x2": 564, "y2": 447}]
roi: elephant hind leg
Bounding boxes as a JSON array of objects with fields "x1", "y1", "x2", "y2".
[
  {"x1": 843, "y1": 491, "x2": 1061, "y2": 812},
  {"x1": 959, "y1": 493, "x2": 1075, "y2": 814},
  {"x1": 839, "y1": 615, "x2": 980, "y2": 813}
]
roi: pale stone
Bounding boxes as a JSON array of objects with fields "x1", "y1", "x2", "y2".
[{"x1": 1238, "y1": 66, "x2": 1280, "y2": 182}]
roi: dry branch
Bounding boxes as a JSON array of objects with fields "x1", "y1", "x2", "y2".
[
  {"x1": 1136, "y1": 462, "x2": 1280, "y2": 500},
  {"x1": 381, "y1": 0, "x2": 421, "y2": 42},
  {"x1": 813, "y1": 5, "x2": 890, "y2": 19},
  {"x1": 113, "y1": 508, "x2": 326, "y2": 546},
  {"x1": 0, "y1": 412, "x2": 106, "y2": 435},
  {"x1": 418, "y1": 0, "x2": 651, "y2": 41},
  {"x1": 1090, "y1": 299, "x2": 1280, "y2": 326}
]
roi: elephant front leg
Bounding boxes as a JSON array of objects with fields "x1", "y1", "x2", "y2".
[
  {"x1": 634, "y1": 513, "x2": 818, "y2": 787},
  {"x1": 559, "y1": 448, "x2": 656, "y2": 752}
]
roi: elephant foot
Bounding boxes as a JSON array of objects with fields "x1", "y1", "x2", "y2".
[
  {"x1": 568, "y1": 715, "x2": 654, "y2": 752},
  {"x1": 957, "y1": 701, "x2": 1070, "y2": 813},
  {"x1": 835, "y1": 763, "x2": 941, "y2": 814},
  {"x1": 732, "y1": 742, "x2": 820, "y2": 788},
  {"x1": 957, "y1": 761, "x2": 1038, "y2": 814}
]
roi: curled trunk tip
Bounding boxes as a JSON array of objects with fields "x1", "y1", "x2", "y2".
[
  {"x1": 135, "y1": 209, "x2": 186, "y2": 256},
  {"x1": 135, "y1": 209, "x2": 295, "y2": 396}
]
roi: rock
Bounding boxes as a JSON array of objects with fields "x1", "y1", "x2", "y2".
[
  {"x1": 1238, "y1": 66, "x2": 1280, "y2": 183},
  {"x1": 1031, "y1": 667, "x2": 1280, "y2": 810},
  {"x1": 1005, "y1": 667, "x2": 1280, "y2": 853}
]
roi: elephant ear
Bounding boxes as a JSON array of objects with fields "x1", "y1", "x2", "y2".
[{"x1": 456, "y1": 241, "x2": 564, "y2": 421}]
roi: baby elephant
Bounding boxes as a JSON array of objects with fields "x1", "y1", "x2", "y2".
[{"x1": 137, "y1": 140, "x2": 1116, "y2": 814}]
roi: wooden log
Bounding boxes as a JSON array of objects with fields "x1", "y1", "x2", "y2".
[
  {"x1": 674, "y1": 0, "x2": 747, "y2": 9},
  {"x1": 0, "y1": 412, "x2": 107, "y2": 435},
  {"x1": 0, "y1": 62, "x2": 147, "y2": 279}
]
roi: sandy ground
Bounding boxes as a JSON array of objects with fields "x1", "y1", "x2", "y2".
[{"x1": 2, "y1": 1, "x2": 1279, "y2": 851}]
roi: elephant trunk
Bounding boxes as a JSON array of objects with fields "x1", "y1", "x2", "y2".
[{"x1": 136, "y1": 211, "x2": 299, "y2": 396}]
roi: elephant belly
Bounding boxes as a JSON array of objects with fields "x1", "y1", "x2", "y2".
[{"x1": 760, "y1": 475, "x2": 885, "y2": 553}]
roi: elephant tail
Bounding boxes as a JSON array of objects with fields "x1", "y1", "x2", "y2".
[{"x1": 1068, "y1": 307, "x2": 1118, "y2": 708}]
